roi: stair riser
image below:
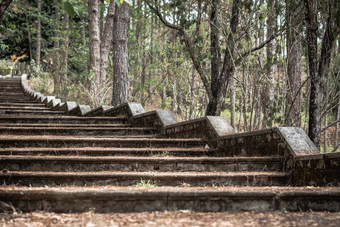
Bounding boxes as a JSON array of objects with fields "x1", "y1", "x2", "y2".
[
  {"x1": 0, "y1": 175, "x2": 287, "y2": 187},
  {"x1": 1, "y1": 140, "x2": 203, "y2": 148},
  {"x1": 0, "y1": 161, "x2": 281, "y2": 172},
  {"x1": 0, "y1": 149, "x2": 215, "y2": 157},
  {"x1": 0, "y1": 192, "x2": 338, "y2": 212},
  {"x1": 0, "y1": 128, "x2": 157, "y2": 136},
  {"x1": 3, "y1": 111, "x2": 63, "y2": 115},
  {"x1": 0, "y1": 119, "x2": 127, "y2": 124}
]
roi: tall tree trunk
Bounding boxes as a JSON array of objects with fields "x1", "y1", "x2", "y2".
[
  {"x1": 53, "y1": 1, "x2": 60, "y2": 94},
  {"x1": 99, "y1": 0, "x2": 115, "y2": 83},
  {"x1": 305, "y1": 0, "x2": 322, "y2": 149},
  {"x1": 262, "y1": 0, "x2": 276, "y2": 128},
  {"x1": 206, "y1": 0, "x2": 240, "y2": 116},
  {"x1": 286, "y1": 0, "x2": 302, "y2": 126},
  {"x1": 230, "y1": 76, "x2": 236, "y2": 128},
  {"x1": 305, "y1": 0, "x2": 340, "y2": 149},
  {"x1": 60, "y1": 13, "x2": 69, "y2": 99},
  {"x1": 335, "y1": 98, "x2": 340, "y2": 149},
  {"x1": 0, "y1": 0, "x2": 12, "y2": 24},
  {"x1": 25, "y1": 0, "x2": 32, "y2": 62},
  {"x1": 36, "y1": 0, "x2": 41, "y2": 68},
  {"x1": 207, "y1": 0, "x2": 221, "y2": 115},
  {"x1": 88, "y1": 0, "x2": 101, "y2": 89},
  {"x1": 111, "y1": 2, "x2": 130, "y2": 106}
]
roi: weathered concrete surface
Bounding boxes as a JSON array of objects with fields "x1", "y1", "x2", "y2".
[
  {"x1": 59, "y1": 101, "x2": 77, "y2": 113},
  {"x1": 132, "y1": 110, "x2": 178, "y2": 131},
  {"x1": 43, "y1": 96, "x2": 55, "y2": 105},
  {"x1": 47, "y1": 98, "x2": 61, "y2": 109},
  {"x1": 1, "y1": 187, "x2": 339, "y2": 212},
  {"x1": 84, "y1": 105, "x2": 113, "y2": 117},
  {"x1": 276, "y1": 127, "x2": 319, "y2": 156},
  {"x1": 68, "y1": 105, "x2": 92, "y2": 116},
  {"x1": 104, "y1": 102, "x2": 145, "y2": 118}
]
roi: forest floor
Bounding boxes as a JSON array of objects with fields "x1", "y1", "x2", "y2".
[{"x1": 1, "y1": 211, "x2": 340, "y2": 227}]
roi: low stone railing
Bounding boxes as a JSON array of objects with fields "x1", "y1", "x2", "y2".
[{"x1": 20, "y1": 74, "x2": 340, "y2": 186}]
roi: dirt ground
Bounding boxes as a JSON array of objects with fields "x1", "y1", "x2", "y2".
[{"x1": 1, "y1": 211, "x2": 340, "y2": 227}]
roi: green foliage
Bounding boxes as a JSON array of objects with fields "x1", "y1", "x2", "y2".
[{"x1": 137, "y1": 180, "x2": 158, "y2": 188}]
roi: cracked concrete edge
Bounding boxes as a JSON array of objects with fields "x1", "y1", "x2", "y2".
[
  {"x1": 68, "y1": 105, "x2": 91, "y2": 116},
  {"x1": 275, "y1": 127, "x2": 319, "y2": 157}
]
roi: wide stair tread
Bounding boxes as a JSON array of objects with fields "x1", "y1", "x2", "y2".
[
  {"x1": 0, "y1": 170, "x2": 288, "y2": 187},
  {"x1": 0, "y1": 147, "x2": 216, "y2": 156},
  {"x1": 1, "y1": 186, "x2": 338, "y2": 212},
  {"x1": 0, "y1": 155, "x2": 282, "y2": 172}
]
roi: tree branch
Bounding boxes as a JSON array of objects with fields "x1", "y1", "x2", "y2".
[
  {"x1": 144, "y1": 0, "x2": 213, "y2": 99},
  {"x1": 0, "y1": 0, "x2": 13, "y2": 24},
  {"x1": 235, "y1": 31, "x2": 284, "y2": 65}
]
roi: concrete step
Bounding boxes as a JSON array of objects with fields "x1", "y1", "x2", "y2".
[
  {"x1": 0, "y1": 126, "x2": 157, "y2": 135},
  {"x1": 0, "y1": 156, "x2": 282, "y2": 172},
  {"x1": 0, "y1": 123, "x2": 131, "y2": 128},
  {"x1": 0, "y1": 116, "x2": 127, "y2": 124},
  {"x1": 0, "y1": 171, "x2": 288, "y2": 187},
  {"x1": 3, "y1": 110, "x2": 65, "y2": 115},
  {"x1": 0, "y1": 147, "x2": 216, "y2": 157},
  {"x1": 0, "y1": 186, "x2": 338, "y2": 212},
  {"x1": 0, "y1": 106, "x2": 51, "y2": 111},
  {"x1": 0, "y1": 136, "x2": 204, "y2": 148},
  {"x1": 0, "y1": 103, "x2": 46, "y2": 107}
]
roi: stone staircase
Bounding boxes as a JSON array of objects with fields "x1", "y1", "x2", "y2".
[{"x1": 0, "y1": 77, "x2": 339, "y2": 213}]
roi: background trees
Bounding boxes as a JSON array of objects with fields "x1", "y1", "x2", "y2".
[{"x1": 0, "y1": 0, "x2": 340, "y2": 152}]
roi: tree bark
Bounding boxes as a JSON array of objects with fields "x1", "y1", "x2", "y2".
[
  {"x1": 286, "y1": 0, "x2": 302, "y2": 126},
  {"x1": 60, "y1": 13, "x2": 69, "y2": 99},
  {"x1": 304, "y1": 0, "x2": 320, "y2": 148},
  {"x1": 36, "y1": 0, "x2": 41, "y2": 68},
  {"x1": 25, "y1": 0, "x2": 33, "y2": 62},
  {"x1": 305, "y1": 0, "x2": 340, "y2": 149},
  {"x1": 262, "y1": 0, "x2": 276, "y2": 128},
  {"x1": 88, "y1": 0, "x2": 101, "y2": 87},
  {"x1": 53, "y1": 1, "x2": 60, "y2": 94},
  {"x1": 206, "y1": 0, "x2": 240, "y2": 116},
  {"x1": 99, "y1": 0, "x2": 115, "y2": 83},
  {"x1": 0, "y1": 0, "x2": 13, "y2": 25},
  {"x1": 111, "y1": 2, "x2": 130, "y2": 106}
]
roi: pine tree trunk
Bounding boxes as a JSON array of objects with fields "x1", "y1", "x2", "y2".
[
  {"x1": 286, "y1": 0, "x2": 303, "y2": 127},
  {"x1": 36, "y1": 0, "x2": 41, "y2": 68},
  {"x1": 99, "y1": 0, "x2": 115, "y2": 83},
  {"x1": 230, "y1": 76, "x2": 236, "y2": 128},
  {"x1": 53, "y1": 1, "x2": 60, "y2": 94},
  {"x1": 88, "y1": 0, "x2": 101, "y2": 88},
  {"x1": 304, "y1": 0, "x2": 320, "y2": 148},
  {"x1": 60, "y1": 13, "x2": 69, "y2": 99},
  {"x1": 25, "y1": 0, "x2": 32, "y2": 62},
  {"x1": 263, "y1": 0, "x2": 276, "y2": 128},
  {"x1": 111, "y1": 2, "x2": 130, "y2": 106}
]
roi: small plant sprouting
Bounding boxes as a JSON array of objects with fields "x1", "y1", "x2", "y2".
[
  {"x1": 137, "y1": 179, "x2": 158, "y2": 188},
  {"x1": 153, "y1": 151, "x2": 171, "y2": 157}
]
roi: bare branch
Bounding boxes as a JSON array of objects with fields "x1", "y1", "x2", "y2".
[{"x1": 144, "y1": 0, "x2": 213, "y2": 99}]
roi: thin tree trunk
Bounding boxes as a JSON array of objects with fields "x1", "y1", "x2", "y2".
[
  {"x1": 53, "y1": 1, "x2": 60, "y2": 94},
  {"x1": 286, "y1": 2, "x2": 303, "y2": 127},
  {"x1": 263, "y1": 0, "x2": 276, "y2": 128},
  {"x1": 335, "y1": 98, "x2": 340, "y2": 149},
  {"x1": 25, "y1": 0, "x2": 32, "y2": 62},
  {"x1": 88, "y1": 0, "x2": 101, "y2": 88},
  {"x1": 230, "y1": 76, "x2": 236, "y2": 128},
  {"x1": 111, "y1": 2, "x2": 130, "y2": 106},
  {"x1": 36, "y1": 0, "x2": 41, "y2": 68},
  {"x1": 99, "y1": 0, "x2": 115, "y2": 84},
  {"x1": 189, "y1": 69, "x2": 196, "y2": 119},
  {"x1": 60, "y1": 13, "x2": 69, "y2": 99}
]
